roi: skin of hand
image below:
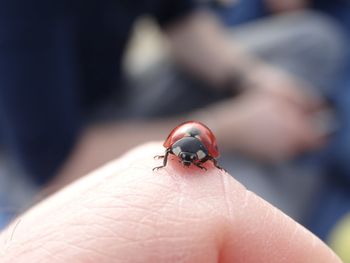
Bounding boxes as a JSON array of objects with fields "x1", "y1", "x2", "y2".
[
  {"x1": 166, "y1": 10, "x2": 264, "y2": 88},
  {"x1": 0, "y1": 143, "x2": 341, "y2": 263},
  {"x1": 195, "y1": 93, "x2": 325, "y2": 162}
]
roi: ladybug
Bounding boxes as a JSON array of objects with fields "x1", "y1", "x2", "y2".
[{"x1": 153, "y1": 121, "x2": 223, "y2": 171}]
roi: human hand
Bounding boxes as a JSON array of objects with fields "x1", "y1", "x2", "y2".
[
  {"x1": 1, "y1": 143, "x2": 340, "y2": 262},
  {"x1": 196, "y1": 93, "x2": 325, "y2": 161}
]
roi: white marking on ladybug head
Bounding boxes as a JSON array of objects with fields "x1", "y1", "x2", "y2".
[
  {"x1": 195, "y1": 135, "x2": 201, "y2": 140},
  {"x1": 184, "y1": 132, "x2": 191, "y2": 137},
  {"x1": 172, "y1": 146, "x2": 181, "y2": 156},
  {"x1": 197, "y1": 150, "x2": 206, "y2": 160}
]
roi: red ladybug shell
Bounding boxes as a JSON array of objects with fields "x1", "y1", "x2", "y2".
[{"x1": 164, "y1": 121, "x2": 219, "y2": 158}]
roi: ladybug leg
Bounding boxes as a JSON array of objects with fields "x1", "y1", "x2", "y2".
[
  {"x1": 210, "y1": 158, "x2": 226, "y2": 171},
  {"x1": 202, "y1": 156, "x2": 225, "y2": 171},
  {"x1": 153, "y1": 149, "x2": 171, "y2": 171},
  {"x1": 154, "y1": 155, "x2": 164, "y2": 160}
]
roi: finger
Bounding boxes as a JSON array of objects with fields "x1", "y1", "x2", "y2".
[
  {"x1": 284, "y1": 83, "x2": 324, "y2": 112},
  {"x1": 289, "y1": 111, "x2": 327, "y2": 152},
  {"x1": 0, "y1": 143, "x2": 340, "y2": 263}
]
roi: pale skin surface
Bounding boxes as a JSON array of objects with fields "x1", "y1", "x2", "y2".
[
  {"x1": 49, "y1": 10, "x2": 327, "y2": 191},
  {"x1": 0, "y1": 143, "x2": 341, "y2": 263}
]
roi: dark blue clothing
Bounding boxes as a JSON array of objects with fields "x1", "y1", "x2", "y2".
[
  {"x1": 307, "y1": 178, "x2": 350, "y2": 240},
  {"x1": 0, "y1": 0, "x2": 193, "y2": 184},
  {"x1": 213, "y1": 0, "x2": 350, "y2": 32},
  {"x1": 211, "y1": 0, "x2": 267, "y2": 26},
  {"x1": 313, "y1": 0, "x2": 350, "y2": 35}
]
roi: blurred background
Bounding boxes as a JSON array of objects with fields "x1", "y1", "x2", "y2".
[{"x1": 0, "y1": 0, "x2": 350, "y2": 261}]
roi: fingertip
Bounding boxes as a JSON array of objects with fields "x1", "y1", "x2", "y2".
[{"x1": 219, "y1": 189, "x2": 342, "y2": 263}]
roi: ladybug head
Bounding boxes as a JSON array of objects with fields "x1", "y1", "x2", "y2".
[
  {"x1": 179, "y1": 152, "x2": 197, "y2": 166},
  {"x1": 171, "y1": 137, "x2": 208, "y2": 167}
]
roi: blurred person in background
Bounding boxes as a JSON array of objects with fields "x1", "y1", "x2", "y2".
[{"x1": 0, "y1": 0, "x2": 344, "y2": 246}]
